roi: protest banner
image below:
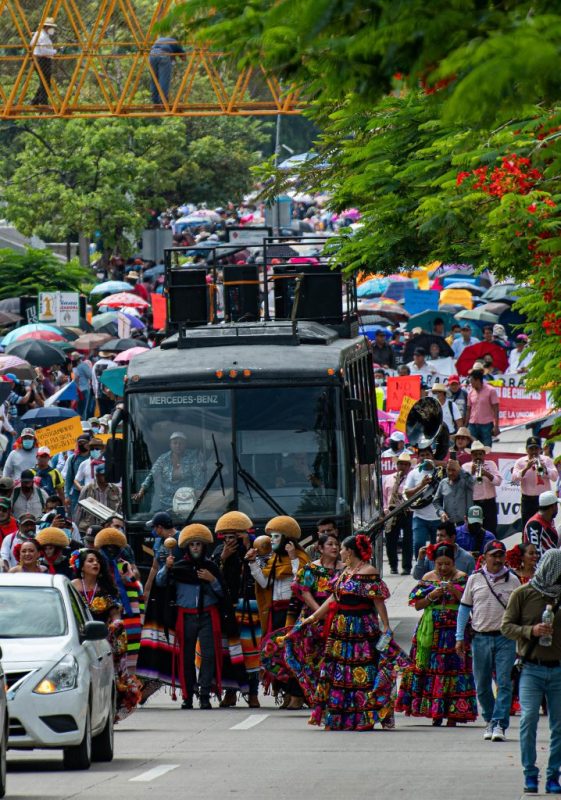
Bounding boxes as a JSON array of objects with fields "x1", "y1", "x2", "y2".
[
  {"x1": 35, "y1": 416, "x2": 83, "y2": 456},
  {"x1": 386, "y1": 375, "x2": 421, "y2": 412},
  {"x1": 496, "y1": 385, "x2": 550, "y2": 427},
  {"x1": 395, "y1": 396, "x2": 417, "y2": 432}
]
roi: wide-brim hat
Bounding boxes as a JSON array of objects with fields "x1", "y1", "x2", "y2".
[
  {"x1": 431, "y1": 383, "x2": 448, "y2": 393},
  {"x1": 35, "y1": 527, "x2": 69, "y2": 548},
  {"x1": 394, "y1": 453, "x2": 412, "y2": 463},
  {"x1": 44, "y1": 17, "x2": 57, "y2": 27},
  {"x1": 215, "y1": 511, "x2": 253, "y2": 534},
  {"x1": 470, "y1": 439, "x2": 491, "y2": 454},
  {"x1": 178, "y1": 523, "x2": 213, "y2": 547},
  {"x1": 265, "y1": 515, "x2": 301, "y2": 540},
  {"x1": 450, "y1": 427, "x2": 474, "y2": 442},
  {"x1": 94, "y1": 527, "x2": 127, "y2": 549}
]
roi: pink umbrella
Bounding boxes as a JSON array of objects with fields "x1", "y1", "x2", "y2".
[
  {"x1": 99, "y1": 292, "x2": 149, "y2": 309},
  {"x1": 113, "y1": 347, "x2": 150, "y2": 363},
  {"x1": 0, "y1": 355, "x2": 35, "y2": 380},
  {"x1": 13, "y1": 330, "x2": 65, "y2": 342}
]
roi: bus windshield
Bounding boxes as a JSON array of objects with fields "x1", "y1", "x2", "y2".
[{"x1": 126, "y1": 385, "x2": 346, "y2": 524}]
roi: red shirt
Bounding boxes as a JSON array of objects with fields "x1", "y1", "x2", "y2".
[
  {"x1": 0, "y1": 516, "x2": 18, "y2": 544},
  {"x1": 523, "y1": 512, "x2": 559, "y2": 558},
  {"x1": 133, "y1": 283, "x2": 149, "y2": 302}
]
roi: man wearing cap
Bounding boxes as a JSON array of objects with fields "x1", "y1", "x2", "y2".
[
  {"x1": 133, "y1": 431, "x2": 205, "y2": 512},
  {"x1": 382, "y1": 430, "x2": 409, "y2": 459},
  {"x1": 452, "y1": 323, "x2": 480, "y2": 358},
  {"x1": 509, "y1": 334, "x2": 533, "y2": 374},
  {"x1": 70, "y1": 352, "x2": 93, "y2": 419},
  {"x1": 30, "y1": 17, "x2": 57, "y2": 105},
  {"x1": 3, "y1": 428, "x2": 38, "y2": 480},
  {"x1": 447, "y1": 374, "x2": 468, "y2": 419},
  {"x1": 73, "y1": 438, "x2": 105, "y2": 492},
  {"x1": 407, "y1": 347, "x2": 437, "y2": 378},
  {"x1": 383, "y1": 453, "x2": 413, "y2": 575},
  {"x1": 0, "y1": 497, "x2": 17, "y2": 545},
  {"x1": 432, "y1": 382, "x2": 464, "y2": 433},
  {"x1": 434, "y1": 459, "x2": 475, "y2": 526},
  {"x1": 0, "y1": 476, "x2": 14, "y2": 502},
  {"x1": 449, "y1": 426, "x2": 474, "y2": 466},
  {"x1": 456, "y1": 540, "x2": 519, "y2": 743},
  {"x1": 1, "y1": 513, "x2": 37, "y2": 571},
  {"x1": 12, "y1": 470, "x2": 48, "y2": 519},
  {"x1": 456, "y1": 506, "x2": 495, "y2": 555},
  {"x1": 513, "y1": 437, "x2": 558, "y2": 526},
  {"x1": 371, "y1": 329, "x2": 396, "y2": 370},
  {"x1": 523, "y1": 490, "x2": 560, "y2": 558},
  {"x1": 466, "y1": 369, "x2": 500, "y2": 447},
  {"x1": 32, "y1": 446, "x2": 65, "y2": 503},
  {"x1": 75, "y1": 463, "x2": 122, "y2": 536},
  {"x1": 413, "y1": 520, "x2": 475, "y2": 579},
  {"x1": 462, "y1": 440, "x2": 502, "y2": 534}
]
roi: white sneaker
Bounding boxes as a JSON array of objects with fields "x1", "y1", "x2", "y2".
[
  {"x1": 491, "y1": 724, "x2": 506, "y2": 742},
  {"x1": 483, "y1": 722, "x2": 493, "y2": 740}
]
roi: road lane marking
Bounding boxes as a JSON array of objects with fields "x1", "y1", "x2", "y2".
[
  {"x1": 230, "y1": 714, "x2": 269, "y2": 730},
  {"x1": 130, "y1": 764, "x2": 179, "y2": 782}
]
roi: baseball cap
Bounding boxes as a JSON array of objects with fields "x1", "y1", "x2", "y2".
[
  {"x1": 81, "y1": 421, "x2": 92, "y2": 433},
  {"x1": 539, "y1": 490, "x2": 561, "y2": 508},
  {"x1": 448, "y1": 375, "x2": 460, "y2": 384},
  {"x1": 526, "y1": 436, "x2": 541, "y2": 448},
  {"x1": 170, "y1": 431, "x2": 187, "y2": 441},
  {"x1": 483, "y1": 540, "x2": 506, "y2": 555},
  {"x1": 0, "y1": 477, "x2": 14, "y2": 492},
  {"x1": 37, "y1": 446, "x2": 51, "y2": 456},
  {"x1": 21, "y1": 428, "x2": 35, "y2": 438},
  {"x1": 18, "y1": 512, "x2": 36, "y2": 525},
  {"x1": 20, "y1": 469, "x2": 35, "y2": 482},
  {"x1": 461, "y1": 322, "x2": 472, "y2": 330},
  {"x1": 516, "y1": 334, "x2": 529, "y2": 342},
  {"x1": 390, "y1": 431, "x2": 406, "y2": 442},
  {"x1": 94, "y1": 463, "x2": 106, "y2": 474},
  {"x1": 413, "y1": 347, "x2": 426, "y2": 356},
  {"x1": 0, "y1": 498, "x2": 11, "y2": 511},
  {"x1": 147, "y1": 511, "x2": 174, "y2": 530},
  {"x1": 467, "y1": 506, "x2": 484, "y2": 524}
]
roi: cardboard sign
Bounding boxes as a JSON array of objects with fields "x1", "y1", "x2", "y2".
[
  {"x1": 395, "y1": 395, "x2": 417, "y2": 432},
  {"x1": 35, "y1": 415, "x2": 83, "y2": 456},
  {"x1": 386, "y1": 375, "x2": 421, "y2": 412},
  {"x1": 117, "y1": 311, "x2": 131, "y2": 339},
  {"x1": 151, "y1": 292, "x2": 167, "y2": 331},
  {"x1": 403, "y1": 289, "x2": 439, "y2": 315}
]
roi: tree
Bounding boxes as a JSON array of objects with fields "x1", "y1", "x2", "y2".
[{"x1": 0, "y1": 248, "x2": 91, "y2": 300}]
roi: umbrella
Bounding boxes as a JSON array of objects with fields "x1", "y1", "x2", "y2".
[
  {"x1": 5, "y1": 340, "x2": 67, "y2": 368},
  {"x1": 357, "y1": 278, "x2": 390, "y2": 299},
  {"x1": 456, "y1": 308, "x2": 499, "y2": 324},
  {"x1": 2, "y1": 323, "x2": 62, "y2": 347},
  {"x1": 357, "y1": 300, "x2": 410, "y2": 320},
  {"x1": 73, "y1": 332, "x2": 113, "y2": 350},
  {"x1": 100, "y1": 366, "x2": 127, "y2": 397},
  {"x1": 0, "y1": 298, "x2": 20, "y2": 315},
  {"x1": 438, "y1": 303, "x2": 465, "y2": 314},
  {"x1": 92, "y1": 312, "x2": 119, "y2": 330},
  {"x1": 456, "y1": 342, "x2": 509, "y2": 376},
  {"x1": 444, "y1": 281, "x2": 486, "y2": 295},
  {"x1": 476, "y1": 302, "x2": 510, "y2": 316},
  {"x1": 21, "y1": 406, "x2": 79, "y2": 425},
  {"x1": 382, "y1": 279, "x2": 417, "y2": 302},
  {"x1": 480, "y1": 283, "x2": 517, "y2": 303},
  {"x1": 102, "y1": 338, "x2": 149, "y2": 353},
  {"x1": 99, "y1": 292, "x2": 149, "y2": 310},
  {"x1": 0, "y1": 355, "x2": 35, "y2": 380},
  {"x1": 90, "y1": 280, "x2": 132, "y2": 295},
  {"x1": 142, "y1": 263, "x2": 165, "y2": 280},
  {"x1": 114, "y1": 346, "x2": 151, "y2": 363},
  {"x1": 58, "y1": 327, "x2": 80, "y2": 341},
  {"x1": 356, "y1": 312, "x2": 394, "y2": 326},
  {"x1": 361, "y1": 325, "x2": 391, "y2": 342},
  {"x1": 405, "y1": 310, "x2": 456, "y2": 334},
  {"x1": 0, "y1": 311, "x2": 22, "y2": 326},
  {"x1": 403, "y1": 334, "x2": 454, "y2": 363},
  {"x1": 498, "y1": 306, "x2": 527, "y2": 334},
  {"x1": 12, "y1": 329, "x2": 66, "y2": 343},
  {"x1": 44, "y1": 381, "x2": 79, "y2": 407}
]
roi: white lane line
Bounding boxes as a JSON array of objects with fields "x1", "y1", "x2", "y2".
[
  {"x1": 230, "y1": 714, "x2": 269, "y2": 730},
  {"x1": 130, "y1": 764, "x2": 179, "y2": 782}
]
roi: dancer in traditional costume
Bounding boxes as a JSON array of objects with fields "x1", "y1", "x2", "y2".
[{"x1": 396, "y1": 541, "x2": 477, "y2": 726}]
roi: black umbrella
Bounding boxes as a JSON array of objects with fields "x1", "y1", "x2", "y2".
[
  {"x1": 357, "y1": 313, "x2": 394, "y2": 326},
  {"x1": 0, "y1": 298, "x2": 20, "y2": 315},
  {"x1": 79, "y1": 317, "x2": 94, "y2": 332},
  {"x1": 102, "y1": 338, "x2": 149, "y2": 353},
  {"x1": 403, "y1": 333, "x2": 454, "y2": 363},
  {"x1": 6, "y1": 339, "x2": 67, "y2": 367}
]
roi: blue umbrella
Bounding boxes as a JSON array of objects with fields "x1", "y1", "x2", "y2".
[
  {"x1": 2, "y1": 323, "x2": 62, "y2": 347},
  {"x1": 357, "y1": 278, "x2": 391, "y2": 299},
  {"x1": 21, "y1": 406, "x2": 79, "y2": 425},
  {"x1": 100, "y1": 366, "x2": 126, "y2": 397},
  {"x1": 142, "y1": 264, "x2": 165, "y2": 280},
  {"x1": 90, "y1": 281, "x2": 132, "y2": 295}
]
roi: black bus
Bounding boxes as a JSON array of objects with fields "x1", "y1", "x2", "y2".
[{"x1": 110, "y1": 238, "x2": 382, "y2": 561}]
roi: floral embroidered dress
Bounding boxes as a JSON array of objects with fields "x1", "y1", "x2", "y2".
[
  {"x1": 396, "y1": 577, "x2": 477, "y2": 724},
  {"x1": 309, "y1": 573, "x2": 409, "y2": 731}
]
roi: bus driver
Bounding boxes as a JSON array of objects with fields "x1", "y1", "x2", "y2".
[{"x1": 132, "y1": 431, "x2": 205, "y2": 512}]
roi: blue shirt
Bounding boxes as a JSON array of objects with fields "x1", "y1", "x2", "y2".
[
  {"x1": 155, "y1": 564, "x2": 222, "y2": 608},
  {"x1": 73, "y1": 361, "x2": 92, "y2": 391},
  {"x1": 455, "y1": 523, "x2": 495, "y2": 553},
  {"x1": 150, "y1": 37, "x2": 185, "y2": 56}
]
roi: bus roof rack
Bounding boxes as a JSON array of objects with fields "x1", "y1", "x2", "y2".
[{"x1": 161, "y1": 320, "x2": 341, "y2": 350}]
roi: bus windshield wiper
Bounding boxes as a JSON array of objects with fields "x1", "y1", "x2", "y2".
[
  {"x1": 232, "y1": 439, "x2": 286, "y2": 516},
  {"x1": 184, "y1": 435, "x2": 225, "y2": 525}
]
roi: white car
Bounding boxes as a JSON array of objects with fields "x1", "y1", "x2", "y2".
[
  {"x1": 0, "y1": 573, "x2": 115, "y2": 770},
  {"x1": 0, "y1": 644, "x2": 7, "y2": 797}
]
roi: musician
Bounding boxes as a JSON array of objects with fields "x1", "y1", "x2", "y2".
[
  {"x1": 413, "y1": 520, "x2": 475, "y2": 579},
  {"x1": 404, "y1": 446, "x2": 442, "y2": 557},
  {"x1": 512, "y1": 436, "x2": 558, "y2": 527},
  {"x1": 382, "y1": 453, "x2": 413, "y2": 575},
  {"x1": 462, "y1": 440, "x2": 502, "y2": 534},
  {"x1": 523, "y1": 490, "x2": 560, "y2": 558}
]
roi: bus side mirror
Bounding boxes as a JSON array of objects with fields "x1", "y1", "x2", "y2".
[
  {"x1": 355, "y1": 419, "x2": 377, "y2": 465},
  {"x1": 105, "y1": 437, "x2": 124, "y2": 483}
]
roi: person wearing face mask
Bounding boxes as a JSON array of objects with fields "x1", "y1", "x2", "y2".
[
  {"x1": 73, "y1": 438, "x2": 105, "y2": 492},
  {"x1": 455, "y1": 505, "x2": 495, "y2": 555},
  {"x1": 63, "y1": 435, "x2": 90, "y2": 514},
  {"x1": 3, "y1": 428, "x2": 39, "y2": 480},
  {"x1": 12, "y1": 470, "x2": 48, "y2": 519},
  {"x1": 32, "y1": 446, "x2": 65, "y2": 503}
]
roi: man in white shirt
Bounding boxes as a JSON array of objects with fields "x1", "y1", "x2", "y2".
[
  {"x1": 407, "y1": 347, "x2": 437, "y2": 378},
  {"x1": 431, "y1": 382, "x2": 463, "y2": 433},
  {"x1": 404, "y1": 447, "x2": 442, "y2": 557},
  {"x1": 452, "y1": 323, "x2": 480, "y2": 358},
  {"x1": 30, "y1": 17, "x2": 57, "y2": 105},
  {"x1": 508, "y1": 334, "x2": 533, "y2": 373}
]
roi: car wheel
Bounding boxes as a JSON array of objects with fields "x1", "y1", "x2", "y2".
[
  {"x1": 92, "y1": 692, "x2": 114, "y2": 763},
  {"x1": 0, "y1": 721, "x2": 7, "y2": 798},
  {"x1": 63, "y1": 706, "x2": 92, "y2": 770}
]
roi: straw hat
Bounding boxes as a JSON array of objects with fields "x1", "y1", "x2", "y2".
[
  {"x1": 431, "y1": 383, "x2": 448, "y2": 393},
  {"x1": 44, "y1": 17, "x2": 57, "y2": 28},
  {"x1": 94, "y1": 527, "x2": 127, "y2": 549},
  {"x1": 450, "y1": 427, "x2": 474, "y2": 442},
  {"x1": 265, "y1": 515, "x2": 301, "y2": 540},
  {"x1": 178, "y1": 523, "x2": 213, "y2": 547},
  {"x1": 215, "y1": 511, "x2": 253, "y2": 534},
  {"x1": 470, "y1": 439, "x2": 491, "y2": 454},
  {"x1": 35, "y1": 527, "x2": 68, "y2": 548}
]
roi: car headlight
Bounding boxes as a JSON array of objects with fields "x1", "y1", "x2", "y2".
[{"x1": 33, "y1": 655, "x2": 78, "y2": 694}]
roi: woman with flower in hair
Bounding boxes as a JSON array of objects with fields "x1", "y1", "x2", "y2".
[
  {"x1": 301, "y1": 533, "x2": 409, "y2": 731},
  {"x1": 9, "y1": 539, "x2": 46, "y2": 573},
  {"x1": 396, "y1": 541, "x2": 477, "y2": 726},
  {"x1": 71, "y1": 548, "x2": 141, "y2": 721},
  {"x1": 507, "y1": 542, "x2": 539, "y2": 585}
]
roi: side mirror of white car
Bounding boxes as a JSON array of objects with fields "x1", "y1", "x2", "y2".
[{"x1": 82, "y1": 621, "x2": 108, "y2": 642}]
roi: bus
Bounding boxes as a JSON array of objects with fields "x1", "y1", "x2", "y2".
[{"x1": 108, "y1": 238, "x2": 383, "y2": 562}]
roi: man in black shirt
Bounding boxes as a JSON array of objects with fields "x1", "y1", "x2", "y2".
[{"x1": 371, "y1": 329, "x2": 396, "y2": 369}]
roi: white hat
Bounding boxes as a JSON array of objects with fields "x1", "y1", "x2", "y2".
[
  {"x1": 431, "y1": 383, "x2": 448, "y2": 393},
  {"x1": 394, "y1": 453, "x2": 412, "y2": 463},
  {"x1": 390, "y1": 431, "x2": 406, "y2": 442},
  {"x1": 539, "y1": 491, "x2": 561, "y2": 508},
  {"x1": 170, "y1": 431, "x2": 187, "y2": 440},
  {"x1": 470, "y1": 440, "x2": 491, "y2": 453}
]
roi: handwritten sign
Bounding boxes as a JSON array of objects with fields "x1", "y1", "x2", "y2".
[
  {"x1": 403, "y1": 289, "x2": 439, "y2": 315},
  {"x1": 395, "y1": 395, "x2": 417, "y2": 433},
  {"x1": 386, "y1": 375, "x2": 421, "y2": 412},
  {"x1": 35, "y1": 416, "x2": 83, "y2": 456}
]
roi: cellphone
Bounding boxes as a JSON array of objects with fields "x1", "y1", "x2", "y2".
[{"x1": 56, "y1": 506, "x2": 66, "y2": 517}]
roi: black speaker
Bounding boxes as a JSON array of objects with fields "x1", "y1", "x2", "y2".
[
  {"x1": 168, "y1": 269, "x2": 208, "y2": 326},
  {"x1": 223, "y1": 265, "x2": 259, "y2": 322},
  {"x1": 273, "y1": 264, "x2": 343, "y2": 324},
  {"x1": 20, "y1": 295, "x2": 38, "y2": 323}
]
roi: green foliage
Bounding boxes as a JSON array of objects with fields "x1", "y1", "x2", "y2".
[{"x1": 0, "y1": 248, "x2": 91, "y2": 300}]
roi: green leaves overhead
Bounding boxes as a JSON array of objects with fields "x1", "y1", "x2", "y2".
[{"x1": 0, "y1": 249, "x2": 90, "y2": 301}]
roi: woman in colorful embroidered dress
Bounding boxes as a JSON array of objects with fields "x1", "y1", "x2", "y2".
[
  {"x1": 301, "y1": 534, "x2": 409, "y2": 731},
  {"x1": 71, "y1": 548, "x2": 141, "y2": 721},
  {"x1": 396, "y1": 541, "x2": 477, "y2": 726}
]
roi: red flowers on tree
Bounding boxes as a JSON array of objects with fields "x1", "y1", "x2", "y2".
[{"x1": 456, "y1": 155, "x2": 542, "y2": 197}]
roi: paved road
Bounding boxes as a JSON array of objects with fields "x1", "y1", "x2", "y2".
[{"x1": 3, "y1": 574, "x2": 539, "y2": 800}]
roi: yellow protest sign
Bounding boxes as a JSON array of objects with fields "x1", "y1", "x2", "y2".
[
  {"x1": 35, "y1": 416, "x2": 84, "y2": 456},
  {"x1": 395, "y1": 395, "x2": 417, "y2": 433}
]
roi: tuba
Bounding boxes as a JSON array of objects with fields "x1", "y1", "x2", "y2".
[{"x1": 405, "y1": 397, "x2": 449, "y2": 509}]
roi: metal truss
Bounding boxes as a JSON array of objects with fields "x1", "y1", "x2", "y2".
[{"x1": 0, "y1": 0, "x2": 303, "y2": 118}]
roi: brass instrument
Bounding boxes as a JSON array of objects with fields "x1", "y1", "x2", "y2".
[
  {"x1": 475, "y1": 462, "x2": 484, "y2": 483},
  {"x1": 384, "y1": 470, "x2": 405, "y2": 534},
  {"x1": 536, "y1": 457, "x2": 545, "y2": 476}
]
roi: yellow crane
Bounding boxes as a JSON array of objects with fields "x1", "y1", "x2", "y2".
[{"x1": 0, "y1": 0, "x2": 303, "y2": 118}]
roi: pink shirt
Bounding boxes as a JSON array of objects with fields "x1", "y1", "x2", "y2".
[
  {"x1": 511, "y1": 455, "x2": 557, "y2": 496},
  {"x1": 382, "y1": 470, "x2": 409, "y2": 511},
  {"x1": 467, "y1": 383, "x2": 499, "y2": 425},
  {"x1": 462, "y1": 459, "x2": 502, "y2": 500}
]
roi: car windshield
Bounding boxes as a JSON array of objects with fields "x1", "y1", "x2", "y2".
[
  {"x1": 127, "y1": 385, "x2": 345, "y2": 523},
  {"x1": 0, "y1": 587, "x2": 67, "y2": 637}
]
